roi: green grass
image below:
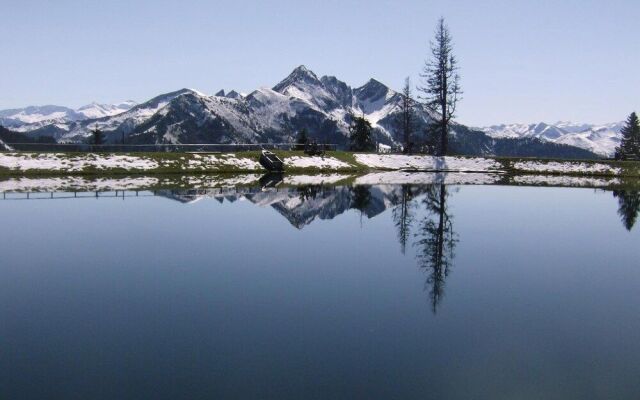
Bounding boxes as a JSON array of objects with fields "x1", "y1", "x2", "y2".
[{"x1": 1, "y1": 150, "x2": 639, "y2": 178}]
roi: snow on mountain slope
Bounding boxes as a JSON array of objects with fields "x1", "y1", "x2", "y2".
[
  {"x1": 1, "y1": 101, "x2": 137, "y2": 132},
  {"x1": 272, "y1": 65, "x2": 344, "y2": 112},
  {"x1": 76, "y1": 101, "x2": 137, "y2": 119},
  {"x1": 58, "y1": 89, "x2": 198, "y2": 142},
  {"x1": 3, "y1": 65, "x2": 606, "y2": 158},
  {"x1": 480, "y1": 121, "x2": 623, "y2": 156},
  {"x1": 0, "y1": 105, "x2": 83, "y2": 130},
  {"x1": 4, "y1": 66, "x2": 436, "y2": 146}
]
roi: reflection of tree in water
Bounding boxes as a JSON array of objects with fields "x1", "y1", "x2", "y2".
[
  {"x1": 350, "y1": 185, "x2": 372, "y2": 215},
  {"x1": 391, "y1": 185, "x2": 417, "y2": 254},
  {"x1": 613, "y1": 190, "x2": 640, "y2": 231},
  {"x1": 297, "y1": 185, "x2": 322, "y2": 201},
  {"x1": 413, "y1": 184, "x2": 457, "y2": 313}
]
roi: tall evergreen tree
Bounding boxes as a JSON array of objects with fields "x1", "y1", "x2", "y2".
[
  {"x1": 349, "y1": 115, "x2": 374, "y2": 151},
  {"x1": 615, "y1": 112, "x2": 640, "y2": 160},
  {"x1": 418, "y1": 18, "x2": 462, "y2": 156},
  {"x1": 397, "y1": 77, "x2": 415, "y2": 153},
  {"x1": 296, "y1": 128, "x2": 309, "y2": 150},
  {"x1": 91, "y1": 127, "x2": 104, "y2": 146}
]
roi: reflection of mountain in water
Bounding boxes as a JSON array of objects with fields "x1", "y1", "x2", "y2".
[{"x1": 156, "y1": 185, "x2": 429, "y2": 229}]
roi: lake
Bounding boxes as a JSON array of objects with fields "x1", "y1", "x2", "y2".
[{"x1": 1, "y1": 182, "x2": 639, "y2": 399}]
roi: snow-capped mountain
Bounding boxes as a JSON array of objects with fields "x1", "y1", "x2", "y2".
[
  {"x1": 0, "y1": 105, "x2": 83, "y2": 130},
  {"x1": 10, "y1": 65, "x2": 435, "y2": 146},
  {"x1": 1, "y1": 65, "x2": 600, "y2": 158},
  {"x1": 0, "y1": 101, "x2": 137, "y2": 132},
  {"x1": 480, "y1": 121, "x2": 623, "y2": 157},
  {"x1": 75, "y1": 101, "x2": 137, "y2": 119}
]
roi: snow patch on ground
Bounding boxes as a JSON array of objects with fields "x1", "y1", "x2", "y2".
[
  {"x1": 184, "y1": 154, "x2": 262, "y2": 170},
  {"x1": 284, "y1": 156, "x2": 352, "y2": 169},
  {"x1": 0, "y1": 153, "x2": 158, "y2": 171},
  {"x1": 513, "y1": 161, "x2": 621, "y2": 175},
  {"x1": 354, "y1": 154, "x2": 502, "y2": 172}
]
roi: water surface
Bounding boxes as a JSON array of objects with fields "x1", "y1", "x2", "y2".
[{"x1": 1, "y1": 183, "x2": 639, "y2": 399}]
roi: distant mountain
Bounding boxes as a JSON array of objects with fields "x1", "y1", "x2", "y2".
[
  {"x1": 0, "y1": 101, "x2": 137, "y2": 132},
  {"x1": 75, "y1": 101, "x2": 137, "y2": 119},
  {"x1": 480, "y1": 121, "x2": 623, "y2": 157},
  {"x1": 1, "y1": 66, "x2": 600, "y2": 158}
]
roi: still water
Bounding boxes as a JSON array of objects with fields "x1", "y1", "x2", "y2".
[{"x1": 1, "y1": 183, "x2": 639, "y2": 399}]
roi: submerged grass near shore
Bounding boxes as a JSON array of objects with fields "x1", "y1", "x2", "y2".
[{"x1": 0, "y1": 150, "x2": 639, "y2": 179}]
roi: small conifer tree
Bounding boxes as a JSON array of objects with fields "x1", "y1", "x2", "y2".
[
  {"x1": 349, "y1": 115, "x2": 374, "y2": 151},
  {"x1": 615, "y1": 112, "x2": 640, "y2": 160},
  {"x1": 296, "y1": 128, "x2": 309, "y2": 150}
]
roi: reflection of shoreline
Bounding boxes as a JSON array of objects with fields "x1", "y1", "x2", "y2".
[{"x1": 2, "y1": 171, "x2": 639, "y2": 193}]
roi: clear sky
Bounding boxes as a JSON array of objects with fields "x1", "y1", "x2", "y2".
[{"x1": 1, "y1": 0, "x2": 638, "y2": 126}]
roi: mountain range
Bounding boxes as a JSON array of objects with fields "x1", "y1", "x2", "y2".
[
  {"x1": 0, "y1": 65, "x2": 614, "y2": 158},
  {"x1": 0, "y1": 101, "x2": 137, "y2": 131},
  {"x1": 479, "y1": 121, "x2": 623, "y2": 157}
]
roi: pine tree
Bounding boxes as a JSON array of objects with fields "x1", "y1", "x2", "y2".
[
  {"x1": 349, "y1": 115, "x2": 374, "y2": 151},
  {"x1": 615, "y1": 112, "x2": 640, "y2": 160},
  {"x1": 296, "y1": 128, "x2": 309, "y2": 150},
  {"x1": 397, "y1": 77, "x2": 415, "y2": 153},
  {"x1": 418, "y1": 18, "x2": 462, "y2": 156},
  {"x1": 91, "y1": 127, "x2": 104, "y2": 146}
]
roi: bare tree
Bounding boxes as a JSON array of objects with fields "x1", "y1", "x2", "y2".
[
  {"x1": 418, "y1": 17, "x2": 462, "y2": 156},
  {"x1": 392, "y1": 184, "x2": 416, "y2": 254}
]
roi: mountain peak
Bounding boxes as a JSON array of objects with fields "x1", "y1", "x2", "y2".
[
  {"x1": 292, "y1": 64, "x2": 313, "y2": 75},
  {"x1": 273, "y1": 65, "x2": 321, "y2": 93},
  {"x1": 354, "y1": 78, "x2": 391, "y2": 103}
]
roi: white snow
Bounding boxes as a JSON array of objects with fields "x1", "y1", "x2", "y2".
[
  {"x1": 0, "y1": 139, "x2": 11, "y2": 151},
  {"x1": 284, "y1": 156, "x2": 352, "y2": 169},
  {"x1": 480, "y1": 121, "x2": 624, "y2": 157},
  {"x1": 354, "y1": 154, "x2": 502, "y2": 172},
  {"x1": 76, "y1": 101, "x2": 137, "y2": 119},
  {"x1": 0, "y1": 153, "x2": 158, "y2": 171},
  {"x1": 513, "y1": 161, "x2": 621, "y2": 175}
]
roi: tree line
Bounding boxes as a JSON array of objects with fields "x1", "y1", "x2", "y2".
[
  {"x1": 346, "y1": 17, "x2": 461, "y2": 154},
  {"x1": 294, "y1": 17, "x2": 637, "y2": 159},
  {"x1": 289, "y1": 17, "x2": 461, "y2": 155}
]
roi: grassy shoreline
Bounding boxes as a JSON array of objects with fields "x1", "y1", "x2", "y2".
[{"x1": 0, "y1": 151, "x2": 639, "y2": 178}]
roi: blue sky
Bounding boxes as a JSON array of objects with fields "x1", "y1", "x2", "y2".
[{"x1": 1, "y1": 0, "x2": 638, "y2": 126}]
